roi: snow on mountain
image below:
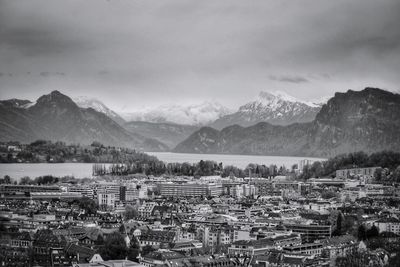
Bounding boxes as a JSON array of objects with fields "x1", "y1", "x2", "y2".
[
  {"x1": 121, "y1": 101, "x2": 232, "y2": 126},
  {"x1": 210, "y1": 91, "x2": 324, "y2": 129},
  {"x1": 259, "y1": 91, "x2": 321, "y2": 108},
  {"x1": 73, "y1": 96, "x2": 125, "y2": 125}
]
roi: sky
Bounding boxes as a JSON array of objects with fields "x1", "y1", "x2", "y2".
[{"x1": 0, "y1": 0, "x2": 399, "y2": 112}]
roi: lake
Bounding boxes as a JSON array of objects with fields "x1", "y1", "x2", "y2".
[
  {"x1": 0, "y1": 163, "x2": 99, "y2": 180},
  {"x1": 0, "y1": 153, "x2": 325, "y2": 180}
]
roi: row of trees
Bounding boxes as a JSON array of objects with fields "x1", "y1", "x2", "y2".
[
  {"x1": 94, "y1": 160, "x2": 290, "y2": 178},
  {"x1": 94, "y1": 160, "x2": 224, "y2": 176}
]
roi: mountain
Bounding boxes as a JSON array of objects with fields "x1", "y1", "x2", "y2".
[
  {"x1": 210, "y1": 91, "x2": 322, "y2": 129},
  {"x1": 0, "y1": 91, "x2": 168, "y2": 151},
  {"x1": 175, "y1": 88, "x2": 400, "y2": 157},
  {"x1": 174, "y1": 122, "x2": 311, "y2": 156},
  {"x1": 121, "y1": 101, "x2": 231, "y2": 126},
  {"x1": 123, "y1": 121, "x2": 199, "y2": 149},
  {"x1": 0, "y1": 99, "x2": 33, "y2": 108},
  {"x1": 73, "y1": 96, "x2": 126, "y2": 125},
  {"x1": 307, "y1": 87, "x2": 400, "y2": 157}
]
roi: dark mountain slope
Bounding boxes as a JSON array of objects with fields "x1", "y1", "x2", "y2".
[{"x1": 0, "y1": 91, "x2": 168, "y2": 151}]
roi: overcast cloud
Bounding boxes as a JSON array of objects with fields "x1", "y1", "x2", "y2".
[{"x1": 0, "y1": 0, "x2": 399, "y2": 111}]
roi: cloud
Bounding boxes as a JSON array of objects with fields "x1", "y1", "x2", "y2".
[
  {"x1": 97, "y1": 70, "x2": 109, "y2": 76},
  {"x1": 0, "y1": 0, "x2": 399, "y2": 110},
  {"x1": 0, "y1": 72, "x2": 13, "y2": 77},
  {"x1": 39, "y1": 72, "x2": 65, "y2": 77},
  {"x1": 269, "y1": 75, "x2": 309, "y2": 84}
]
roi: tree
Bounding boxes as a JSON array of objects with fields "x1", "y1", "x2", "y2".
[
  {"x1": 374, "y1": 168, "x2": 383, "y2": 181},
  {"x1": 100, "y1": 233, "x2": 128, "y2": 260},
  {"x1": 127, "y1": 237, "x2": 141, "y2": 262},
  {"x1": 125, "y1": 205, "x2": 138, "y2": 220},
  {"x1": 3, "y1": 175, "x2": 11, "y2": 184},
  {"x1": 73, "y1": 197, "x2": 98, "y2": 214},
  {"x1": 358, "y1": 225, "x2": 367, "y2": 241},
  {"x1": 19, "y1": 176, "x2": 33, "y2": 185},
  {"x1": 333, "y1": 212, "x2": 344, "y2": 236},
  {"x1": 389, "y1": 251, "x2": 400, "y2": 267},
  {"x1": 392, "y1": 166, "x2": 400, "y2": 183},
  {"x1": 95, "y1": 234, "x2": 104, "y2": 246},
  {"x1": 366, "y1": 225, "x2": 379, "y2": 239}
]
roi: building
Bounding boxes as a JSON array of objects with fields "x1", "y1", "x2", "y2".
[
  {"x1": 138, "y1": 202, "x2": 157, "y2": 218},
  {"x1": 228, "y1": 234, "x2": 301, "y2": 257},
  {"x1": 97, "y1": 193, "x2": 115, "y2": 209},
  {"x1": 283, "y1": 242, "x2": 324, "y2": 255},
  {"x1": 321, "y1": 235, "x2": 359, "y2": 267},
  {"x1": 198, "y1": 225, "x2": 231, "y2": 248},
  {"x1": 336, "y1": 167, "x2": 380, "y2": 179},
  {"x1": 138, "y1": 230, "x2": 176, "y2": 249},
  {"x1": 0, "y1": 185, "x2": 60, "y2": 195},
  {"x1": 68, "y1": 185, "x2": 94, "y2": 199},
  {"x1": 254, "y1": 180, "x2": 274, "y2": 196},
  {"x1": 159, "y1": 182, "x2": 222, "y2": 198},
  {"x1": 285, "y1": 224, "x2": 331, "y2": 243},
  {"x1": 375, "y1": 217, "x2": 400, "y2": 234}
]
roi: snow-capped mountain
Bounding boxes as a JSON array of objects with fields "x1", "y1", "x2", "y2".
[
  {"x1": 176, "y1": 88, "x2": 400, "y2": 157},
  {"x1": 210, "y1": 91, "x2": 325, "y2": 129},
  {"x1": 73, "y1": 96, "x2": 125, "y2": 125},
  {"x1": 121, "y1": 101, "x2": 232, "y2": 126}
]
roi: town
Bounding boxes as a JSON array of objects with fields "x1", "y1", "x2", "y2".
[
  {"x1": 1, "y1": 155, "x2": 400, "y2": 267},
  {"x1": 2, "y1": 0, "x2": 400, "y2": 266}
]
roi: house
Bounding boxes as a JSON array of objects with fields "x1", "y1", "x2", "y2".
[
  {"x1": 73, "y1": 259, "x2": 145, "y2": 267},
  {"x1": 228, "y1": 234, "x2": 301, "y2": 257},
  {"x1": 139, "y1": 230, "x2": 176, "y2": 249},
  {"x1": 140, "y1": 250, "x2": 185, "y2": 267},
  {"x1": 375, "y1": 217, "x2": 400, "y2": 234}
]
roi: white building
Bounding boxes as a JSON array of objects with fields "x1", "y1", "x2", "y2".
[
  {"x1": 375, "y1": 218, "x2": 400, "y2": 234},
  {"x1": 98, "y1": 193, "x2": 115, "y2": 209}
]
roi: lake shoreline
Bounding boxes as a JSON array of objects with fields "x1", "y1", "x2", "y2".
[{"x1": 0, "y1": 153, "x2": 326, "y2": 181}]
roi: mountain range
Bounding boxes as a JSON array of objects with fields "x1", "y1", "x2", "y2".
[
  {"x1": 210, "y1": 91, "x2": 322, "y2": 129},
  {"x1": 0, "y1": 91, "x2": 168, "y2": 151},
  {"x1": 2, "y1": 87, "x2": 399, "y2": 157},
  {"x1": 174, "y1": 88, "x2": 400, "y2": 157}
]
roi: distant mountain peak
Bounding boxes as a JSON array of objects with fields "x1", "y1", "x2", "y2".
[
  {"x1": 35, "y1": 90, "x2": 77, "y2": 108},
  {"x1": 258, "y1": 90, "x2": 320, "y2": 108},
  {"x1": 210, "y1": 90, "x2": 322, "y2": 129},
  {"x1": 73, "y1": 96, "x2": 125, "y2": 125}
]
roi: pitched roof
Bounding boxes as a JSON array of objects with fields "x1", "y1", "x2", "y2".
[
  {"x1": 143, "y1": 250, "x2": 185, "y2": 261},
  {"x1": 140, "y1": 230, "x2": 175, "y2": 242}
]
